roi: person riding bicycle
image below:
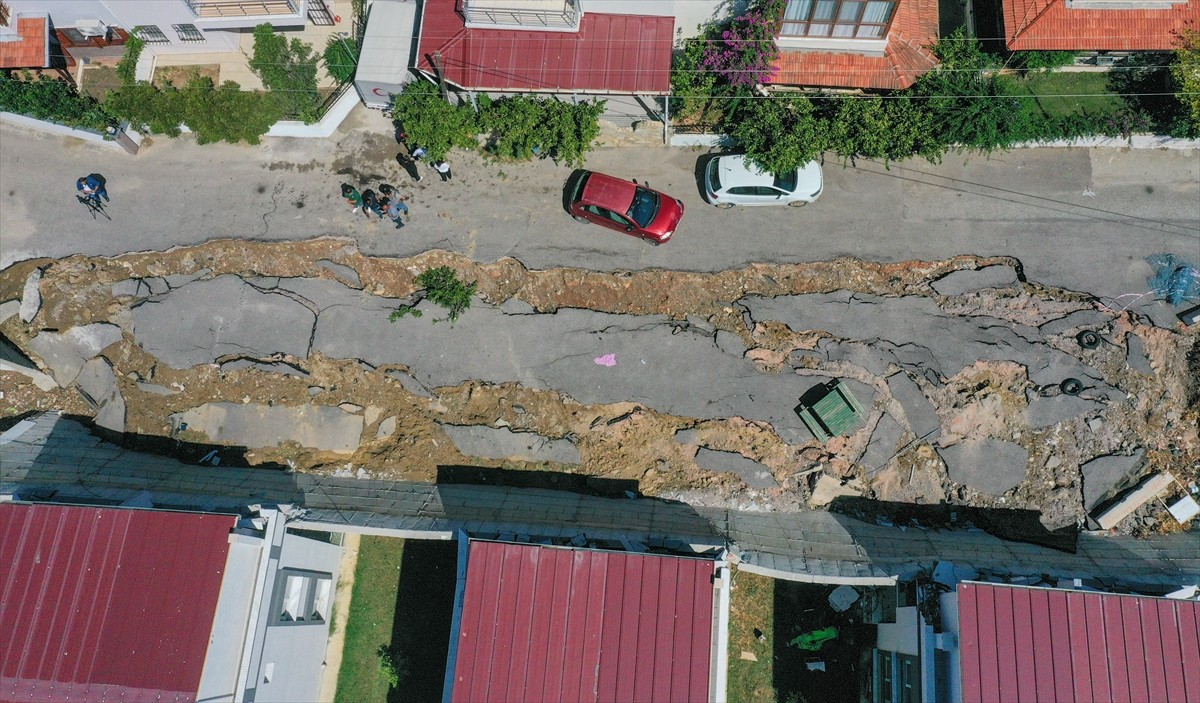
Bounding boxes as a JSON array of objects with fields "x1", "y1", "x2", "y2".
[{"x1": 77, "y1": 174, "x2": 109, "y2": 204}]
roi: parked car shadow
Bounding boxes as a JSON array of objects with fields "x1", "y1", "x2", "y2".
[
  {"x1": 563, "y1": 168, "x2": 588, "y2": 215},
  {"x1": 694, "y1": 152, "x2": 719, "y2": 204}
]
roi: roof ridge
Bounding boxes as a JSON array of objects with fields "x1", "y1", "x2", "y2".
[{"x1": 1012, "y1": 0, "x2": 1059, "y2": 40}]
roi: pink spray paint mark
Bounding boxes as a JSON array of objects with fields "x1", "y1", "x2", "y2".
[{"x1": 594, "y1": 353, "x2": 617, "y2": 367}]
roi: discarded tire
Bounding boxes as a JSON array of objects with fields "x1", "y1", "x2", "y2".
[
  {"x1": 1076, "y1": 330, "x2": 1101, "y2": 349},
  {"x1": 1060, "y1": 378, "x2": 1084, "y2": 395}
]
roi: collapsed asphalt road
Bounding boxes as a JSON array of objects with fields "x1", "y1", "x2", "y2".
[{"x1": 3, "y1": 240, "x2": 1196, "y2": 533}]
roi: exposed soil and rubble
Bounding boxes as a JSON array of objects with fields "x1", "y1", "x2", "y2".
[{"x1": 2, "y1": 238, "x2": 1197, "y2": 534}]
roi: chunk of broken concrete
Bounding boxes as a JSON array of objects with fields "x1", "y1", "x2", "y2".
[
  {"x1": 136, "y1": 381, "x2": 176, "y2": 396},
  {"x1": 1024, "y1": 391, "x2": 1103, "y2": 429},
  {"x1": 715, "y1": 329, "x2": 746, "y2": 356},
  {"x1": 937, "y1": 439, "x2": 1028, "y2": 496},
  {"x1": 694, "y1": 447, "x2": 779, "y2": 489},
  {"x1": 74, "y1": 357, "x2": 125, "y2": 433},
  {"x1": 376, "y1": 415, "x2": 397, "y2": 439},
  {"x1": 171, "y1": 402, "x2": 365, "y2": 453},
  {"x1": 930, "y1": 265, "x2": 1018, "y2": 296},
  {"x1": 858, "y1": 412, "x2": 904, "y2": 471},
  {"x1": 132, "y1": 275, "x2": 315, "y2": 369},
  {"x1": 438, "y1": 423, "x2": 580, "y2": 464},
  {"x1": 1081, "y1": 448, "x2": 1146, "y2": 510},
  {"x1": 316, "y1": 259, "x2": 362, "y2": 288},
  {"x1": 338, "y1": 403, "x2": 364, "y2": 413},
  {"x1": 1125, "y1": 333, "x2": 1153, "y2": 375},
  {"x1": 499, "y1": 297, "x2": 537, "y2": 315},
  {"x1": 887, "y1": 372, "x2": 940, "y2": 440},
  {"x1": 809, "y1": 473, "x2": 864, "y2": 507},
  {"x1": 673, "y1": 428, "x2": 703, "y2": 446},
  {"x1": 19, "y1": 269, "x2": 42, "y2": 323},
  {"x1": 0, "y1": 333, "x2": 57, "y2": 391},
  {"x1": 27, "y1": 323, "x2": 124, "y2": 386},
  {"x1": 0, "y1": 299, "x2": 19, "y2": 324}
]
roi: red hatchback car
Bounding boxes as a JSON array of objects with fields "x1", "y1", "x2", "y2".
[{"x1": 567, "y1": 171, "x2": 684, "y2": 245}]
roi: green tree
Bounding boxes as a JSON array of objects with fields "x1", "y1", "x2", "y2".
[
  {"x1": 249, "y1": 23, "x2": 320, "y2": 121},
  {"x1": 728, "y1": 93, "x2": 827, "y2": 174},
  {"x1": 323, "y1": 35, "x2": 359, "y2": 84},
  {"x1": 104, "y1": 82, "x2": 185, "y2": 136},
  {"x1": 389, "y1": 81, "x2": 479, "y2": 161},
  {"x1": 911, "y1": 29, "x2": 1038, "y2": 151},
  {"x1": 670, "y1": 35, "x2": 720, "y2": 122},
  {"x1": 1171, "y1": 28, "x2": 1200, "y2": 132}
]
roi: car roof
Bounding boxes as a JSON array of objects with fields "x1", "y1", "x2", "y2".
[
  {"x1": 581, "y1": 171, "x2": 637, "y2": 211},
  {"x1": 716, "y1": 155, "x2": 823, "y2": 192}
]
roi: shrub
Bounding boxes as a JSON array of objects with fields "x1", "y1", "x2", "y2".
[
  {"x1": 388, "y1": 81, "x2": 479, "y2": 161},
  {"x1": 323, "y1": 35, "x2": 359, "y2": 84},
  {"x1": 390, "y1": 266, "x2": 477, "y2": 323},
  {"x1": 105, "y1": 78, "x2": 283, "y2": 144},
  {"x1": 823, "y1": 95, "x2": 944, "y2": 163},
  {"x1": 0, "y1": 72, "x2": 113, "y2": 131},
  {"x1": 249, "y1": 23, "x2": 320, "y2": 122},
  {"x1": 376, "y1": 645, "x2": 406, "y2": 689},
  {"x1": 1011, "y1": 50, "x2": 1076, "y2": 72},
  {"x1": 701, "y1": 0, "x2": 786, "y2": 88},
  {"x1": 179, "y1": 77, "x2": 284, "y2": 144}
]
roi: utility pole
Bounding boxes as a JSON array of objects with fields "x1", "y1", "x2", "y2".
[{"x1": 432, "y1": 51, "x2": 448, "y2": 101}]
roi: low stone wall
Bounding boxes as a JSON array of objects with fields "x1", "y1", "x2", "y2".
[{"x1": 671, "y1": 131, "x2": 1200, "y2": 150}]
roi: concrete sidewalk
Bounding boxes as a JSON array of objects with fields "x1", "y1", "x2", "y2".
[{"x1": 1, "y1": 105, "x2": 1197, "y2": 321}]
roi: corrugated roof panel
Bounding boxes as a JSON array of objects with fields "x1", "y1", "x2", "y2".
[
  {"x1": 418, "y1": 0, "x2": 672, "y2": 93},
  {"x1": 450, "y1": 541, "x2": 715, "y2": 703},
  {"x1": 958, "y1": 582, "x2": 1200, "y2": 703},
  {"x1": 0, "y1": 504, "x2": 234, "y2": 702}
]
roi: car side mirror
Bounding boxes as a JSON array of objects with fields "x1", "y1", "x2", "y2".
[{"x1": 625, "y1": 226, "x2": 634, "y2": 232}]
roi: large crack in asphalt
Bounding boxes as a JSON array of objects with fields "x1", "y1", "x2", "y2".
[{"x1": 1, "y1": 238, "x2": 1197, "y2": 531}]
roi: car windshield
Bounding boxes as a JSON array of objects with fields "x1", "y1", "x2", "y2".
[
  {"x1": 707, "y1": 161, "x2": 722, "y2": 194},
  {"x1": 773, "y1": 171, "x2": 798, "y2": 192},
  {"x1": 627, "y1": 188, "x2": 660, "y2": 227}
]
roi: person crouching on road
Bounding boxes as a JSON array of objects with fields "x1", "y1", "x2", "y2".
[
  {"x1": 361, "y1": 189, "x2": 384, "y2": 218},
  {"x1": 341, "y1": 183, "x2": 363, "y2": 213},
  {"x1": 77, "y1": 174, "x2": 109, "y2": 203}
]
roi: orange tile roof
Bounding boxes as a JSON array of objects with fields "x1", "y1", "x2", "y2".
[
  {"x1": 1003, "y1": 0, "x2": 1198, "y2": 51},
  {"x1": 770, "y1": 0, "x2": 940, "y2": 89},
  {"x1": 0, "y1": 14, "x2": 49, "y2": 69}
]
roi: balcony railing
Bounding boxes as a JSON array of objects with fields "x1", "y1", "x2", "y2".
[
  {"x1": 462, "y1": 0, "x2": 579, "y2": 29},
  {"x1": 185, "y1": 0, "x2": 299, "y2": 19}
]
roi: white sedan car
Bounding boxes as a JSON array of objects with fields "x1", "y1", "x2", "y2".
[{"x1": 704, "y1": 155, "x2": 823, "y2": 208}]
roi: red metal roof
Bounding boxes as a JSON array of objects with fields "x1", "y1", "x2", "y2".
[
  {"x1": 417, "y1": 0, "x2": 673, "y2": 93},
  {"x1": 957, "y1": 582, "x2": 1200, "y2": 703},
  {"x1": 450, "y1": 541, "x2": 715, "y2": 703},
  {"x1": 0, "y1": 14, "x2": 50, "y2": 69},
  {"x1": 1002, "y1": 0, "x2": 1198, "y2": 51},
  {"x1": 0, "y1": 503, "x2": 236, "y2": 703},
  {"x1": 771, "y1": 0, "x2": 940, "y2": 90}
]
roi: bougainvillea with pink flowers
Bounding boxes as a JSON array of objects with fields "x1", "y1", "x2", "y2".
[{"x1": 700, "y1": 0, "x2": 787, "y2": 88}]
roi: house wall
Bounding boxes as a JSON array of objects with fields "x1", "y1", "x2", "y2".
[
  {"x1": 876, "y1": 605, "x2": 920, "y2": 656},
  {"x1": 584, "y1": 0, "x2": 721, "y2": 38}
]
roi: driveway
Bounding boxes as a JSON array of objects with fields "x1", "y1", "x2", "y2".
[{"x1": 2, "y1": 107, "x2": 1197, "y2": 323}]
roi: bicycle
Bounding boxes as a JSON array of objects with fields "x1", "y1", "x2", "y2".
[{"x1": 77, "y1": 194, "x2": 111, "y2": 221}]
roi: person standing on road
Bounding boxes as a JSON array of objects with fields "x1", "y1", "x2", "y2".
[
  {"x1": 77, "y1": 174, "x2": 109, "y2": 203},
  {"x1": 341, "y1": 183, "x2": 363, "y2": 213},
  {"x1": 396, "y1": 151, "x2": 422, "y2": 182},
  {"x1": 361, "y1": 188, "x2": 384, "y2": 218},
  {"x1": 385, "y1": 198, "x2": 408, "y2": 229},
  {"x1": 434, "y1": 160, "x2": 452, "y2": 182}
]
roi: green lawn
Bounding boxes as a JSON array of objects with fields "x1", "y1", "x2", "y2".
[
  {"x1": 1008, "y1": 70, "x2": 1124, "y2": 117},
  {"x1": 334, "y1": 536, "x2": 406, "y2": 703},
  {"x1": 728, "y1": 568, "x2": 777, "y2": 703}
]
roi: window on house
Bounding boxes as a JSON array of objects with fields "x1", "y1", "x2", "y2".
[
  {"x1": 276, "y1": 569, "x2": 333, "y2": 624},
  {"x1": 780, "y1": 0, "x2": 895, "y2": 38},
  {"x1": 172, "y1": 24, "x2": 205, "y2": 42},
  {"x1": 133, "y1": 25, "x2": 170, "y2": 44}
]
